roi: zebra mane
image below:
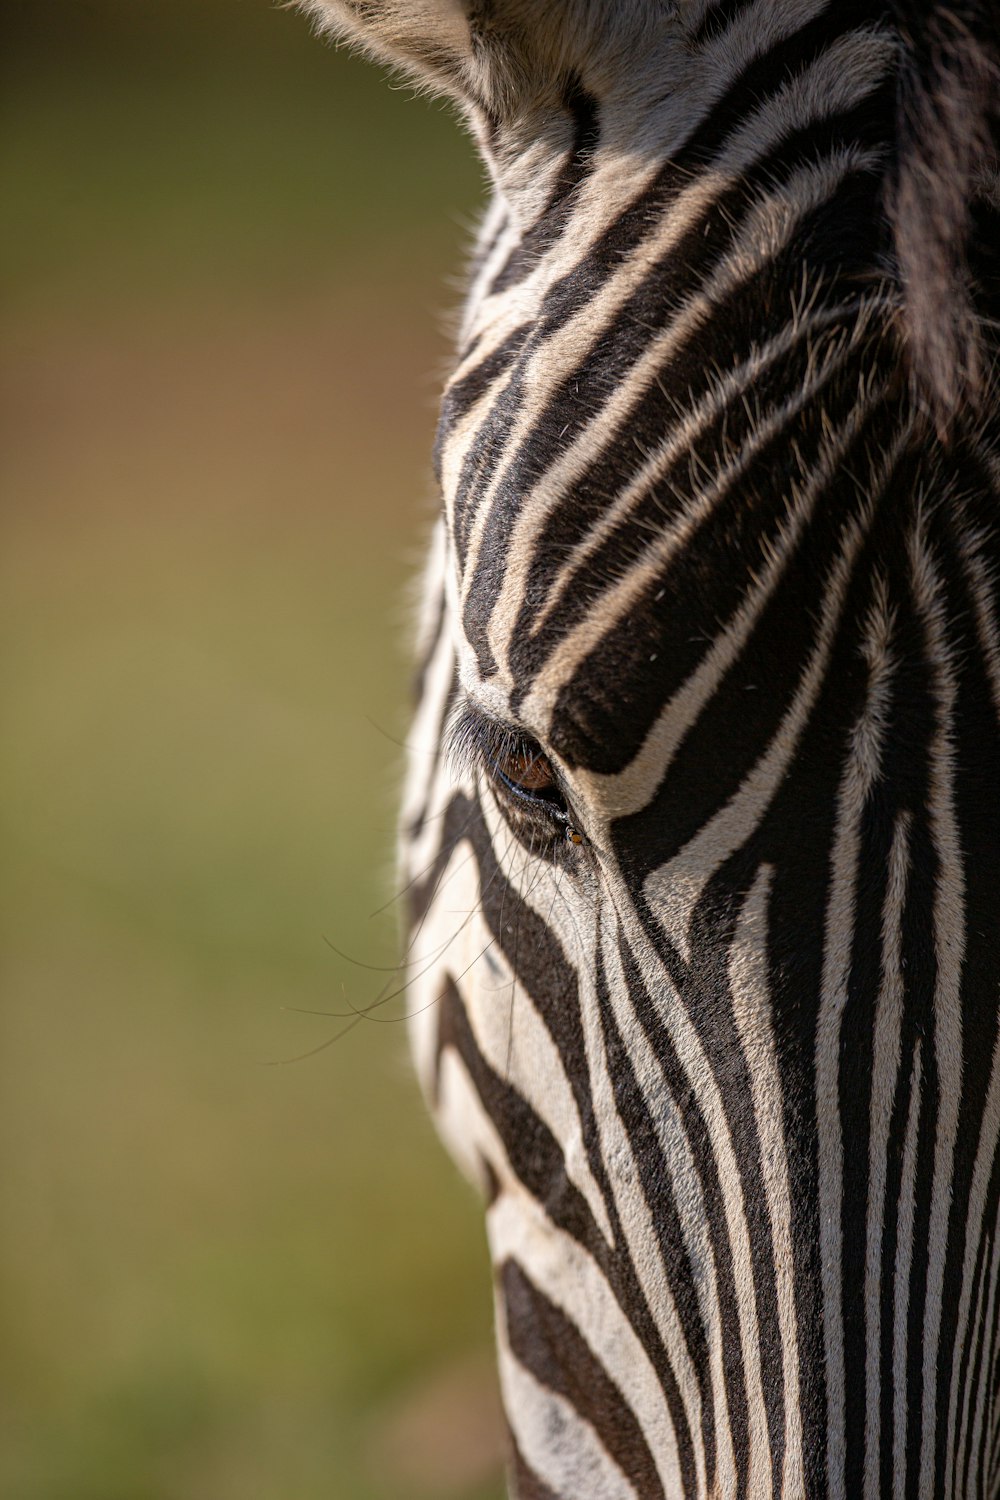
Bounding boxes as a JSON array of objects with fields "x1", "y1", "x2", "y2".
[{"x1": 889, "y1": 0, "x2": 1000, "y2": 434}]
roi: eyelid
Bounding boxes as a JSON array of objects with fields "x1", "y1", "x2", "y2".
[
  {"x1": 444, "y1": 699, "x2": 585, "y2": 847},
  {"x1": 444, "y1": 699, "x2": 529, "y2": 780},
  {"x1": 445, "y1": 701, "x2": 559, "y2": 799}
]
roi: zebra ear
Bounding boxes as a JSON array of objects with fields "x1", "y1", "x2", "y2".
[
  {"x1": 298, "y1": 1, "x2": 655, "y2": 123},
  {"x1": 298, "y1": 2, "x2": 476, "y2": 108}
]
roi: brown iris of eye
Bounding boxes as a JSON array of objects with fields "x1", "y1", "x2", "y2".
[{"x1": 494, "y1": 744, "x2": 556, "y2": 793}]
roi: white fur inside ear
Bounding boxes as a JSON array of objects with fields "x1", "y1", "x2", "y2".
[
  {"x1": 296, "y1": 2, "x2": 681, "y2": 125},
  {"x1": 295, "y1": 0, "x2": 473, "y2": 104}
]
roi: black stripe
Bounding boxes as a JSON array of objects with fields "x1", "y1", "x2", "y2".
[
  {"x1": 456, "y1": 98, "x2": 892, "y2": 683},
  {"x1": 671, "y1": 2, "x2": 887, "y2": 168},
  {"x1": 438, "y1": 321, "x2": 531, "y2": 440},
  {"x1": 598, "y1": 939, "x2": 733, "y2": 1494},
  {"x1": 501, "y1": 1256, "x2": 667, "y2": 1498},
  {"x1": 433, "y1": 970, "x2": 700, "y2": 1492},
  {"x1": 486, "y1": 78, "x2": 601, "y2": 298}
]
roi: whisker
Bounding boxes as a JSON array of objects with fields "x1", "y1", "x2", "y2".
[
  {"x1": 321, "y1": 935, "x2": 404, "y2": 974},
  {"x1": 262, "y1": 1013, "x2": 364, "y2": 1066}
]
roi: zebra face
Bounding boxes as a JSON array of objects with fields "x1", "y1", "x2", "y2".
[{"x1": 303, "y1": 1, "x2": 1000, "y2": 1495}]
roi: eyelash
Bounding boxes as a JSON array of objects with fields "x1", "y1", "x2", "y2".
[{"x1": 444, "y1": 701, "x2": 583, "y2": 843}]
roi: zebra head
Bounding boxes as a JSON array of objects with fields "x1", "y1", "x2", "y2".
[{"x1": 302, "y1": 2, "x2": 1000, "y2": 1495}]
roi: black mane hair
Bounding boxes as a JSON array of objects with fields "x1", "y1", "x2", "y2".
[{"x1": 890, "y1": 0, "x2": 1000, "y2": 433}]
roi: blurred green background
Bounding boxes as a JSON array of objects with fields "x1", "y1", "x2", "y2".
[{"x1": 1, "y1": 3, "x2": 503, "y2": 1496}]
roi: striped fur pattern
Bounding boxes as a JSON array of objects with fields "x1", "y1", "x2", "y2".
[{"x1": 303, "y1": 1, "x2": 1000, "y2": 1494}]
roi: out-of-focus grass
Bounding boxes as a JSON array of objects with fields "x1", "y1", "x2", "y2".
[
  {"x1": 2, "y1": 0, "x2": 482, "y2": 315},
  {"x1": 1, "y1": 4, "x2": 504, "y2": 1497}
]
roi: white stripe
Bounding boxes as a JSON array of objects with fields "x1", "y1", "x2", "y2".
[
  {"x1": 527, "y1": 296, "x2": 865, "y2": 645},
  {"x1": 944, "y1": 1020, "x2": 1000, "y2": 1496},
  {"x1": 530, "y1": 322, "x2": 889, "y2": 835},
  {"x1": 908, "y1": 521, "x2": 966, "y2": 1500},
  {"x1": 459, "y1": 796, "x2": 616, "y2": 1245},
  {"x1": 577, "y1": 933, "x2": 712, "y2": 1498},
  {"x1": 893, "y1": 1043, "x2": 923, "y2": 1500},
  {"x1": 956, "y1": 1226, "x2": 993, "y2": 1498},
  {"x1": 815, "y1": 701, "x2": 866, "y2": 1500},
  {"x1": 497, "y1": 1316, "x2": 639, "y2": 1500},
  {"x1": 446, "y1": 34, "x2": 894, "y2": 691},
  {"x1": 488, "y1": 1192, "x2": 683, "y2": 1497},
  {"x1": 864, "y1": 810, "x2": 910, "y2": 1500},
  {"x1": 816, "y1": 566, "x2": 906, "y2": 1496},
  {"x1": 489, "y1": 144, "x2": 882, "y2": 695},
  {"x1": 639, "y1": 419, "x2": 904, "y2": 963},
  {"x1": 600, "y1": 927, "x2": 737, "y2": 1499},
  {"x1": 730, "y1": 865, "x2": 804, "y2": 1499}
]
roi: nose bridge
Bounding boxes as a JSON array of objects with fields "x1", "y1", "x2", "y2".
[{"x1": 504, "y1": 850, "x2": 825, "y2": 1498}]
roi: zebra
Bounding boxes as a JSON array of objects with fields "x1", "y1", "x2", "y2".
[{"x1": 301, "y1": 1, "x2": 1000, "y2": 1495}]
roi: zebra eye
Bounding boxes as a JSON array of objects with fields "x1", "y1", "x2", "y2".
[
  {"x1": 492, "y1": 741, "x2": 557, "y2": 795},
  {"x1": 488, "y1": 738, "x2": 583, "y2": 845},
  {"x1": 446, "y1": 702, "x2": 581, "y2": 840}
]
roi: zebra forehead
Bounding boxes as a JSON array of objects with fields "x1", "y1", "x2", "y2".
[{"x1": 442, "y1": 318, "x2": 889, "y2": 785}]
